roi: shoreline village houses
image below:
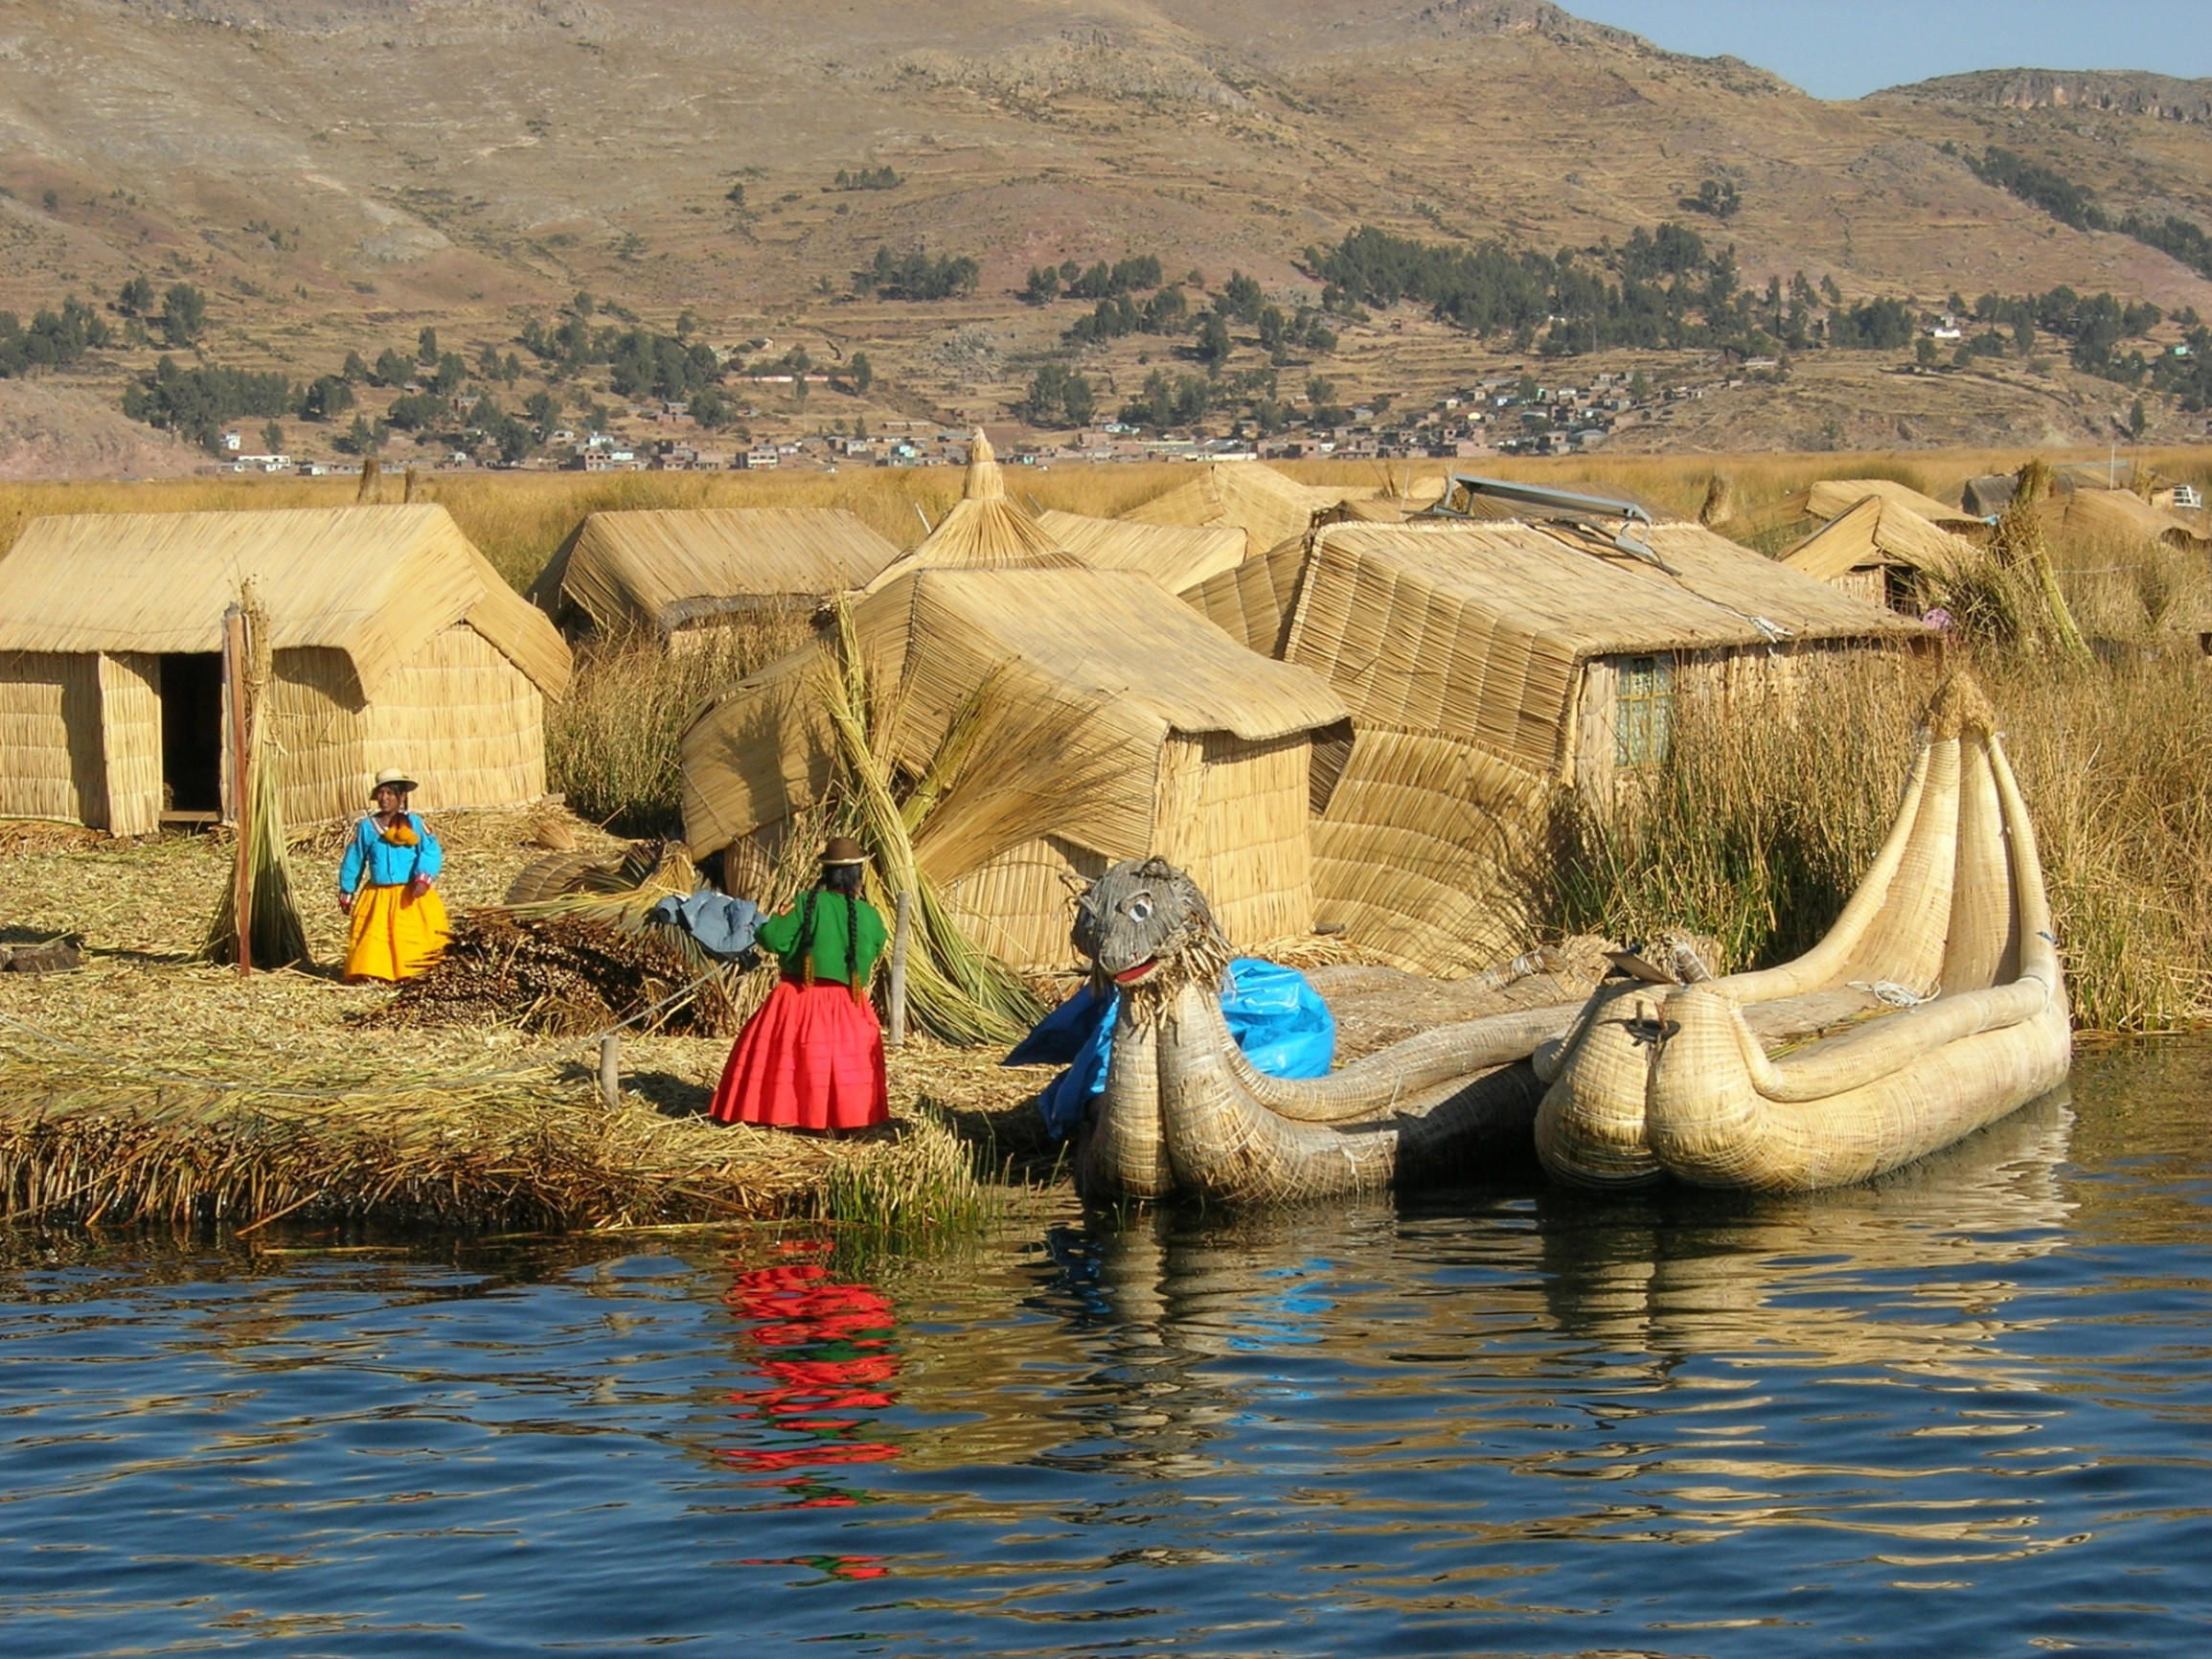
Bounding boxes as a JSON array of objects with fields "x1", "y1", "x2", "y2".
[
  {"x1": 1187, "y1": 516, "x2": 1924, "y2": 976},
  {"x1": 678, "y1": 565, "x2": 1352, "y2": 971},
  {"x1": 0, "y1": 505, "x2": 570, "y2": 833},
  {"x1": 528, "y1": 508, "x2": 902, "y2": 646}
]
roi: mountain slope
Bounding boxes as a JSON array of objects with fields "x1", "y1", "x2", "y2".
[{"x1": 2, "y1": 1, "x2": 2211, "y2": 462}]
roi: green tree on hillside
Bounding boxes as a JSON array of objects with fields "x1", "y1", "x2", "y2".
[{"x1": 160, "y1": 284, "x2": 206, "y2": 347}]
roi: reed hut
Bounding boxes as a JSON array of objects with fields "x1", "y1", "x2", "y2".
[
  {"x1": 1033, "y1": 511, "x2": 1247, "y2": 594},
  {"x1": 1123, "y1": 463, "x2": 1381, "y2": 559},
  {"x1": 0, "y1": 506, "x2": 569, "y2": 833},
  {"x1": 1778, "y1": 493, "x2": 1980, "y2": 612},
  {"x1": 1790, "y1": 476, "x2": 1982, "y2": 534},
  {"x1": 681, "y1": 566, "x2": 1349, "y2": 968},
  {"x1": 859, "y1": 431, "x2": 1082, "y2": 594},
  {"x1": 1195, "y1": 518, "x2": 1921, "y2": 975},
  {"x1": 529, "y1": 508, "x2": 901, "y2": 645},
  {"x1": 2042, "y1": 487, "x2": 2209, "y2": 552}
]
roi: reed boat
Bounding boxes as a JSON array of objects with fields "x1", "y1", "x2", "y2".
[
  {"x1": 1535, "y1": 674, "x2": 2071, "y2": 1193},
  {"x1": 1069, "y1": 857, "x2": 1594, "y2": 1204}
]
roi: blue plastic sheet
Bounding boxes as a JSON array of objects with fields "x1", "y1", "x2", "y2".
[{"x1": 1010, "y1": 959, "x2": 1336, "y2": 1139}]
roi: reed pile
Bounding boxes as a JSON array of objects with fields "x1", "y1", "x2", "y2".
[{"x1": 375, "y1": 909, "x2": 741, "y2": 1037}]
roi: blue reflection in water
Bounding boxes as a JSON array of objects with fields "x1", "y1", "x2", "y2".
[{"x1": 0, "y1": 1043, "x2": 2208, "y2": 1656}]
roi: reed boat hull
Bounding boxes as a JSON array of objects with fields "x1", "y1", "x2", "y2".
[{"x1": 1076, "y1": 978, "x2": 1579, "y2": 1205}]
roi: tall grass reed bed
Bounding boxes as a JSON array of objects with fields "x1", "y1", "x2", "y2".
[{"x1": 1552, "y1": 649, "x2": 2212, "y2": 1033}]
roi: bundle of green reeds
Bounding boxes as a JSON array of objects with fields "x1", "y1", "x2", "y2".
[
  {"x1": 817, "y1": 602, "x2": 1047, "y2": 1046},
  {"x1": 201, "y1": 583, "x2": 312, "y2": 970}
]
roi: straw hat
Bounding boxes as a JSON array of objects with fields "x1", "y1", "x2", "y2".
[
  {"x1": 370, "y1": 767, "x2": 419, "y2": 796},
  {"x1": 820, "y1": 835, "x2": 868, "y2": 866}
]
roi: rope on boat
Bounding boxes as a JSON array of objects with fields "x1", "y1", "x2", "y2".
[{"x1": 0, "y1": 969, "x2": 721, "y2": 1102}]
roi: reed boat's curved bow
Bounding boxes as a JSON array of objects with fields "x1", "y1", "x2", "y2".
[{"x1": 1537, "y1": 674, "x2": 2071, "y2": 1193}]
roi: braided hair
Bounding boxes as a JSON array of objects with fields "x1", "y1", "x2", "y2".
[{"x1": 794, "y1": 859, "x2": 866, "y2": 999}]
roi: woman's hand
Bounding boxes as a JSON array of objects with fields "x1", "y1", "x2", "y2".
[
  {"x1": 406, "y1": 875, "x2": 433, "y2": 898},
  {"x1": 337, "y1": 891, "x2": 354, "y2": 915}
]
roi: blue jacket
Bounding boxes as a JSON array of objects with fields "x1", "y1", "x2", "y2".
[{"x1": 340, "y1": 812, "x2": 444, "y2": 893}]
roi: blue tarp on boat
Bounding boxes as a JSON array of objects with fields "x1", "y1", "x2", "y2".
[{"x1": 1007, "y1": 959, "x2": 1335, "y2": 1139}]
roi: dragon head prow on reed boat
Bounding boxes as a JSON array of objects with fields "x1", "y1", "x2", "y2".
[
  {"x1": 1067, "y1": 857, "x2": 1598, "y2": 1207},
  {"x1": 1536, "y1": 668, "x2": 2072, "y2": 1194}
]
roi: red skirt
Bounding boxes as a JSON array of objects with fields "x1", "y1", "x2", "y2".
[{"x1": 711, "y1": 978, "x2": 888, "y2": 1131}]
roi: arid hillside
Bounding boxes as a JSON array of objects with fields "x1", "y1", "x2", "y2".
[{"x1": 5, "y1": 1, "x2": 2212, "y2": 467}]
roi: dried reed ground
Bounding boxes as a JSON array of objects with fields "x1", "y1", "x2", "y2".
[{"x1": 0, "y1": 809, "x2": 1047, "y2": 1232}]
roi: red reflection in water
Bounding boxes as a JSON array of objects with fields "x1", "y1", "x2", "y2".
[{"x1": 718, "y1": 1249, "x2": 902, "y2": 1514}]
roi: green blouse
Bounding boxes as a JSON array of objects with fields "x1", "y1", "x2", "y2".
[{"x1": 757, "y1": 889, "x2": 889, "y2": 988}]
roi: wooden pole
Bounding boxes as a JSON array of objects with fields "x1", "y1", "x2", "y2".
[
  {"x1": 886, "y1": 889, "x2": 912, "y2": 1048},
  {"x1": 598, "y1": 1032, "x2": 622, "y2": 1109},
  {"x1": 222, "y1": 603, "x2": 253, "y2": 978}
]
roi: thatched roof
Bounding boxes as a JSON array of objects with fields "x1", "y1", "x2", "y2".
[
  {"x1": 1281, "y1": 521, "x2": 1918, "y2": 777},
  {"x1": 530, "y1": 508, "x2": 900, "y2": 634},
  {"x1": 0, "y1": 505, "x2": 569, "y2": 698},
  {"x1": 1034, "y1": 510, "x2": 1246, "y2": 594},
  {"x1": 1780, "y1": 494, "x2": 1980, "y2": 583},
  {"x1": 681, "y1": 566, "x2": 1348, "y2": 859},
  {"x1": 1122, "y1": 462, "x2": 1380, "y2": 557},
  {"x1": 2043, "y1": 487, "x2": 2210, "y2": 550},
  {"x1": 859, "y1": 431, "x2": 1082, "y2": 594},
  {"x1": 1792, "y1": 477, "x2": 1980, "y2": 532}
]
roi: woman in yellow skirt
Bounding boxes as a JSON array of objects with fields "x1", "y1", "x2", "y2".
[{"x1": 339, "y1": 767, "x2": 450, "y2": 983}]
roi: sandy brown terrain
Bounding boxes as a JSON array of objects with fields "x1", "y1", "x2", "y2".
[{"x1": 3, "y1": 2, "x2": 2212, "y2": 468}]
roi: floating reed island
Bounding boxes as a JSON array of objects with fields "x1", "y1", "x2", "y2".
[{"x1": 3, "y1": 453, "x2": 2210, "y2": 1229}]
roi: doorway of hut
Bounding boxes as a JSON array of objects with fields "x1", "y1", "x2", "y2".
[{"x1": 158, "y1": 652, "x2": 224, "y2": 818}]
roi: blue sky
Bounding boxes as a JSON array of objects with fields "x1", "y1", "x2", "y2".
[{"x1": 1562, "y1": 2, "x2": 2212, "y2": 101}]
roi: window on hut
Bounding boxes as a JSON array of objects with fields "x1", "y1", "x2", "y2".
[{"x1": 1613, "y1": 654, "x2": 1674, "y2": 769}]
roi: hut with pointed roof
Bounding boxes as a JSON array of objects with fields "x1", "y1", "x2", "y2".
[
  {"x1": 1121, "y1": 462, "x2": 1381, "y2": 559},
  {"x1": 0, "y1": 505, "x2": 569, "y2": 833},
  {"x1": 681, "y1": 566, "x2": 1349, "y2": 968},
  {"x1": 529, "y1": 508, "x2": 901, "y2": 645},
  {"x1": 1191, "y1": 517, "x2": 1923, "y2": 975},
  {"x1": 1033, "y1": 511, "x2": 1247, "y2": 595},
  {"x1": 1779, "y1": 493, "x2": 1981, "y2": 612},
  {"x1": 859, "y1": 431, "x2": 1082, "y2": 595}
]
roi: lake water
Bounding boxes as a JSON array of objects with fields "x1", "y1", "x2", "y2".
[{"x1": 3, "y1": 1042, "x2": 2208, "y2": 1657}]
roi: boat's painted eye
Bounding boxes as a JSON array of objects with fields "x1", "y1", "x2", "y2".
[{"x1": 1129, "y1": 898, "x2": 1152, "y2": 921}]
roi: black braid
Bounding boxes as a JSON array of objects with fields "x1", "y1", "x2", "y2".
[
  {"x1": 794, "y1": 887, "x2": 822, "y2": 985},
  {"x1": 845, "y1": 889, "x2": 860, "y2": 993}
]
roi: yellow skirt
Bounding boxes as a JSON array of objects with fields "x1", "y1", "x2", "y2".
[{"x1": 345, "y1": 882, "x2": 450, "y2": 983}]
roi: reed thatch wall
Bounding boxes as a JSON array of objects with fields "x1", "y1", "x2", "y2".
[
  {"x1": 0, "y1": 506, "x2": 568, "y2": 830},
  {"x1": 1309, "y1": 728, "x2": 1553, "y2": 977},
  {"x1": 530, "y1": 507, "x2": 901, "y2": 638},
  {"x1": 1182, "y1": 534, "x2": 1311, "y2": 656}
]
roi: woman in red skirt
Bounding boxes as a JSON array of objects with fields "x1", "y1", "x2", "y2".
[{"x1": 710, "y1": 836, "x2": 890, "y2": 1133}]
